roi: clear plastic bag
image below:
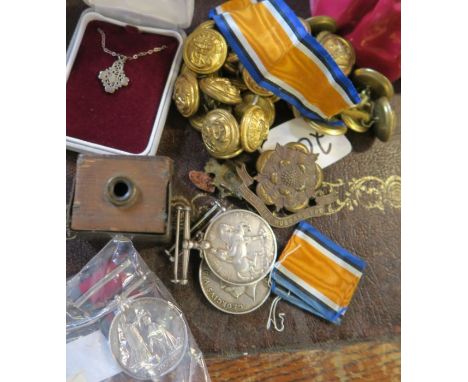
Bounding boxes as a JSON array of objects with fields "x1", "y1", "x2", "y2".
[{"x1": 66, "y1": 235, "x2": 211, "y2": 382}]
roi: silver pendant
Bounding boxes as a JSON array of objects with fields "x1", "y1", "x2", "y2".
[{"x1": 98, "y1": 58, "x2": 129, "y2": 94}]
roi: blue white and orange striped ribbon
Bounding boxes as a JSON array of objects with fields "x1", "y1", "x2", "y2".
[
  {"x1": 270, "y1": 221, "x2": 366, "y2": 324},
  {"x1": 209, "y1": 0, "x2": 360, "y2": 123}
]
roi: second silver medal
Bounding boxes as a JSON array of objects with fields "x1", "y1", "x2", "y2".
[{"x1": 199, "y1": 260, "x2": 270, "y2": 314}]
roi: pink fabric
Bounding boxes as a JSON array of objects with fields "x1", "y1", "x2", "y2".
[{"x1": 310, "y1": 0, "x2": 401, "y2": 81}]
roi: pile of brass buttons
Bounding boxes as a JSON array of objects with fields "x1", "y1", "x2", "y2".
[
  {"x1": 295, "y1": 66, "x2": 396, "y2": 142},
  {"x1": 173, "y1": 20, "x2": 277, "y2": 159},
  {"x1": 174, "y1": 15, "x2": 398, "y2": 158},
  {"x1": 291, "y1": 16, "x2": 397, "y2": 143},
  {"x1": 340, "y1": 68, "x2": 396, "y2": 142}
]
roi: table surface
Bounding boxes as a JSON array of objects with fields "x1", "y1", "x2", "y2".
[{"x1": 66, "y1": 0, "x2": 400, "y2": 379}]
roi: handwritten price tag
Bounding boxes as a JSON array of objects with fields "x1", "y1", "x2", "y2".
[{"x1": 261, "y1": 118, "x2": 352, "y2": 168}]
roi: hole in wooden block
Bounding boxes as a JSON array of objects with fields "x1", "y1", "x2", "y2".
[{"x1": 106, "y1": 176, "x2": 136, "y2": 206}]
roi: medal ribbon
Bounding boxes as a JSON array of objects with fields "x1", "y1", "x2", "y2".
[
  {"x1": 271, "y1": 221, "x2": 366, "y2": 324},
  {"x1": 209, "y1": 0, "x2": 360, "y2": 121}
]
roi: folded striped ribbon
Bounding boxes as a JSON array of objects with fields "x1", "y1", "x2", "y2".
[
  {"x1": 271, "y1": 221, "x2": 366, "y2": 324},
  {"x1": 209, "y1": 0, "x2": 360, "y2": 123}
]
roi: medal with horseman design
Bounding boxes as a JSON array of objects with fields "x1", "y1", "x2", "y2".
[{"x1": 202, "y1": 209, "x2": 277, "y2": 285}]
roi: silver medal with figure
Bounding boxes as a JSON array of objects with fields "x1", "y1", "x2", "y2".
[
  {"x1": 199, "y1": 260, "x2": 271, "y2": 314},
  {"x1": 109, "y1": 297, "x2": 188, "y2": 380},
  {"x1": 202, "y1": 209, "x2": 277, "y2": 285}
]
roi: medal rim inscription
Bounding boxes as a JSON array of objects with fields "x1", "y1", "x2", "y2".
[
  {"x1": 202, "y1": 209, "x2": 277, "y2": 286},
  {"x1": 108, "y1": 297, "x2": 188, "y2": 380},
  {"x1": 198, "y1": 260, "x2": 271, "y2": 315}
]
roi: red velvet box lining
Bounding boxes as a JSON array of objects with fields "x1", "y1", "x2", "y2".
[{"x1": 66, "y1": 20, "x2": 180, "y2": 154}]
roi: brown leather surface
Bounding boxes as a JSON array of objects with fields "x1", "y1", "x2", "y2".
[{"x1": 66, "y1": 0, "x2": 400, "y2": 356}]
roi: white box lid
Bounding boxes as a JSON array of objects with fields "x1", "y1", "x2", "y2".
[{"x1": 84, "y1": 0, "x2": 194, "y2": 29}]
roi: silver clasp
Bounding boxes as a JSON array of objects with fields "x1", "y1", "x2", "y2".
[{"x1": 169, "y1": 200, "x2": 225, "y2": 285}]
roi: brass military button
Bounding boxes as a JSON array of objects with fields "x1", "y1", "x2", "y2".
[
  {"x1": 316, "y1": 30, "x2": 331, "y2": 43},
  {"x1": 201, "y1": 92, "x2": 221, "y2": 111},
  {"x1": 306, "y1": 15, "x2": 337, "y2": 35},
  {"x1": 217, "y1": 103, "x2": 234, "y2": 114},
  {"x1": 269, "y1": 94, "x2": 281, "y2": 103},
  {"x1": 180, "y1": 63, "x2": 196, "y2": 77},
  {"x1": 201, "y1": 109, "x2": 241, "y2": 158},
  {"x1": 341, "y1": 113, "x2": 371, "y2": 133},
  {"x1": 285, "y1": 142, "x2": 309, "y2": 154},
  {"x1": 240, "y1": 105, "x2": 269, "y2": 152},
  {"x1": 173, "y1": 72, "x2": 200, "y2": 117},
  {"x1": 194, "y1": 20, "x2": 216, "y2": 32},
  {"x1": 215, "y1": 147, "x2": 244, "y2": 159},
  {"x1": 340, "y1": 94, "x2": 373, "y2": 133},
  {"x1": 183, "y1": 29, "x2": 228, "y2": 74},
  {"x1": 242, "y1": 68, "x2": 273, "y2": 97},
  {"x1": 223, "y1": 52, "x2": 240, "y2": 74},
  {"x1": 292, "y1": 106, "x2": 302, "y2": 118},
  {"x1": 189, "y1": 113, "x2": 206, "y2": 132},
  {"x1": 298, "y1": 17, "x2": 311, "y2": 34},
  {"x1": 372, "y1": 97, "x2": 396, "y2": 142},
  {"x1": 197, "y1": 71, "x2": 221, "y2": 79},
  {"x1": 236, "y1": 93, "x2": 276, "y2": 127},
  {"x1": 352, "y1": 68, "x2": 394, "y2": 99},
  {"x1": 319, "y1": 33, "x2": 356, "y2": 76},
  {"x1": 305, "y1": 118, "x2": 348, "y2": 136},
  {"x1": 199, "y1": 77, "x2": 242, "y2": 104},
  {"x1": 229, "y1": 77, "x2": 248, "y2": 91}
]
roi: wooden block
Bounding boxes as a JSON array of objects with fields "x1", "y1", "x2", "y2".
[{"x1": 71, "y1": 155, "x2": 173, "y2": 237}]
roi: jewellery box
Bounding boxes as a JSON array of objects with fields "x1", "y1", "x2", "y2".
[{"x1": 66, "y1": 0, "x2": 194, "y2": 155}]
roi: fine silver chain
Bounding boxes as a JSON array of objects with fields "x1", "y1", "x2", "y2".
[{"x1": 97, "y1": 28, "x2": 167, "y2": 61}]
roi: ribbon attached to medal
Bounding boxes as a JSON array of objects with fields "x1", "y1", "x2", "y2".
[
  {"x1": 270, "y1": 221, "x2": 366, "y2": 324},
  {"x1": 210, "y1": 0, "x2": 360, "y2": 125}
]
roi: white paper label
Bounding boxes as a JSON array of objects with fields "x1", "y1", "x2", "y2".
[
  {"x1": 66, "y1": 331, "x2": 121, "y2": 382},
  {"x1": 261, "y1": 118, "x2": 352, "y2": 168}
]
